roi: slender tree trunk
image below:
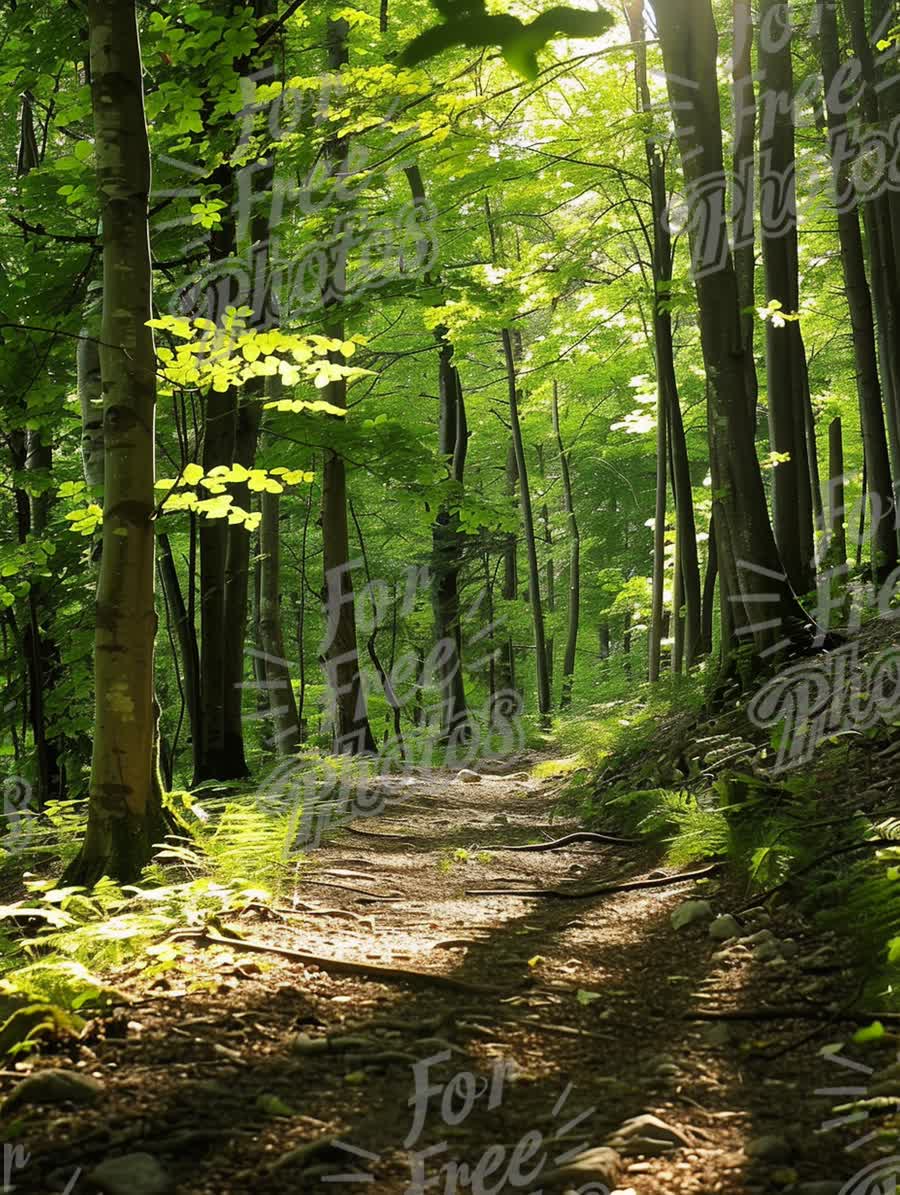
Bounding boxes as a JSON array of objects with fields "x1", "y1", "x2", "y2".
[
  {"x1": 78, "y1": 335, "x2": 105, "y2": 491},
  {"x1": 320, "y1": 17, "x2": 375, "y2": 754},
  {"x1": 844, "y1": 0, "x2": 900, "y2": 489},
  {"x1": 197, "y1": 386, "x2": 235, "y2": 780},
  {"x1": 827, "y1": 417, "x2": 847, "y2": 569},
  {"x1": 68, "y1": 0, "x2": 165, "y2": 883},
  {"x1": 655, "y1": 0, "x2": 804, "y2": 666},
  {"x1": 731, "y1": 0, "x2": 758, "y2": 417},
  {"x1": 757, "y1": 0, "x2": 815, "y2": 594},
  {"x1": 598, "y1": 623, "x2": 611, "y2": 661},
  {"x1": 220, "y1": 394, "x2": 261, "y2": 776},
  {"x1": 628, "y1": 0, "x2": 701, "y2": 669},
  {"x1": 405, "y1": 163, "x2": 471, "y2": 741},
  {"x1": 822, "y1": 0, "x2": 897, "y2": 581},
  {"x1": 502, "y1": 440, "x2": 518, "y2": 600},
  {"x1": 701, "y1": 516, "x2": 717, "y2": 656},
  {"x1": 157, "y1": 534, "x2": 202, "y2": 764},
  {"x1": 259, "y1": 458, "x2": 301, "y2": 754},
  {"x1": 537, "y1": 443, "x2": 555, "y2": 688},
  {"x1": 649, "y1": 350, "x2": 668, "y2": 684},
  {"x1": 501, "y1": 330, "x2": 551, "y2": 719},
  {"x1": 552, "y1": 385, "x2": 580, "y2": 708},
  {"x1": 15, "y1": 98, "x2": 63, "y2": 807}
]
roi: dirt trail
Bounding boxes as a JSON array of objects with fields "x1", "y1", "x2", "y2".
[{"x1": 7, "y1": 763, "x2": 884, "y2": 1194}]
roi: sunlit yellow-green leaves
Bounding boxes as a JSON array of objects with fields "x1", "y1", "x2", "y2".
[
  {"x1": 65, "y1": 505, "x2": 103, "y2": 537},
  {"x1": 147, "y1": 308, "x2": 372, "y2": 396},
  {"x1": 155, "y1": 464, "x2": 314, "y2": 533}
]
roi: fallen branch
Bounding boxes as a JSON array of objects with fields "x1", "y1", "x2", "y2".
[
  {"x1": 484, "y1": 831, "x2": 637, "y2": 852},
  {"x1": 172, "y1": 928, "x2": 514, "y2": 995},
  {"x1": 466, "y1": 863, "x2": 722, "y2": 900}
]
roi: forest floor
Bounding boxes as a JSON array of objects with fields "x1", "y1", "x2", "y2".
[{"x1": 5, "y1": 749, "x2": 894, "y2": 1195}]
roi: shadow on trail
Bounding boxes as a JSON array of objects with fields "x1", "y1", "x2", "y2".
[{"x1": 16, "y1": 815, "x2": 874, "y2": 1195}]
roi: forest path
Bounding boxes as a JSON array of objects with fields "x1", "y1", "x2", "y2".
[{"x1": 14, "y1": 762, "x2": 875, "y2": 1195}]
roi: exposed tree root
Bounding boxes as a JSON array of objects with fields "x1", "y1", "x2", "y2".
[
  {"x1": 466, "y1": 862, "x2": 722, "y2": 899},
  {"x1": 172, "y1": 928, "x2": 517, "y2": 995},
  {"x1": 485, "y1": 830, "x2": 637, "y2": 851}
]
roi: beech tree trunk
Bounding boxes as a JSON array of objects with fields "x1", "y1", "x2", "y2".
[
  {"x1": 501, "y1": 329, "x2": 551, "y2": 719},
  {"x1": 259, "y1": 454, "x2": 301, "y2": 754},
  {"x1": 68, "y1": 0, "x2": 165, "y2": 883},
  {"x1": 757, "y1": 0, "x2": 815, "y2": 594},
  {"x1": 157, "y1": 534, "x2": 202, "y2": 765},
  {"x1": 553, "y1": 385, "x2": 580, "y2": 708},
  {"x1": 731, "y1": 0, "x2": 758, "y2": 417},
  {"x1": 628, "y1": 0, "x2": 701, "y2": 671},
  {"x1": 844, "y1": 0, "x2": 900, "y2": 487},
  {"x1": 320, "y1": 17, "x2": 375, "y2": 754},
  {"x1": 822, "y1": 0, "x2": 897, "y2": 581},
  {"x1": 405, "y1": 163, "x2": 471, "y2": 742},
  {"x1": 655, "y1": 0, "x2": 804, "y2": 664},
  {"x1": 827, "y1": 418, "x2": 847, "y2": 569}
]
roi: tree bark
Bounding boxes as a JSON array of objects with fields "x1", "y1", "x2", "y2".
[
  {"x1": 628, "y1": 0, "x2": 701, "y2": 670},
  {"x1": 68, "y1": 0, "x2": 165, "y2": 883},
  {"x1": 822, "y1": 0, "x2": 897, "y2": 581},
  {"x1": 827, "y1": 417, "x2": 847, "y2": 569},
  {"x1": 552, "y1": 384, "x2": 580, "y2": 708},
  {"x1": 259, "y1": 447, "x2": 301, "y2": 755},
  {"x1": 731, "y1": 0, "x2": 758, "y2": 417},
  {"x1": 157, "y1": 534, "x2": 202, "y2": 767},
  {"x1": 757, "y1": 0, "x2": 815, "y2": 594},
  {"x1": 405, "y1": 162, "x2": 471, "y2": 742},
  {"x1": 501, "y1": 329, "x2": 551, "y2": 719},
  {"x1": 655, "y1": 0, "x2": 805, "y2": 666},
  {"x1": 320, "y1": 17, "x2": 375, "y2": 754},
  {"x1": 843, "y1": 0, "x2": 900, "y2": 488}
]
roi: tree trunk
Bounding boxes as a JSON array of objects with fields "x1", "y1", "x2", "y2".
[
  {"x1": 757, "y1": 0, "x2": 815, "y2": 594},
  {"x1": 501, "y1": 329, "x2": 551, "y2": 719},
  {"x1": 537, "y1": 443, "x2": 555, "y2": 687},
  {"x1": 197, "y1": 386, "x2": 236, "y2": 780},
  {"x1": 552, "y1": 385, "x2": 580, "y2": 708},
  {"x1": 731, "y1": 0, "x2": 758, "y2": 417},
  {"x1": 598, "y1": 623, "x2": 610, "y2": 661},
  {"x1": 68, "y1": 0, "x2": 165, "y2": 883},
  {"x1": 405, "y1": 163, "x2": 471, "y2": 742},
  {"x1": 821, "y1": 0, "x2": 897, "y2": 581},
  {"x1": 78, "y1": 335, "x2": 105, "y2": 491},
  {"x1": 320, "y1": 17, "x2": 375, "y2": 755},
  {"x1": 843, "y1": 0, "x2": 900, "y2": 488},
  {"x1": 655, "y1": 0, "x2": 804, "y2": 665},
  {"x1": 502, "y1": 440, "x2": 518, "y2": 600},
  {"x1": 628, "y1": 0, "x2": 701, "y2": 670},
  {"x1": 649, "y1": 348, "x2": 668, "y2": 684},
  {"x1": 157, "y1": 534, "x2": 202, "y2": 766},
  {"x1": 220, "y1": 394, "x2": 261, "y2": 776},
  {"x1": 827, "y1": 417, "x2": 847, "y2": 569},
  {"x1": 259, "y1": 471, "x2": 301, "y2": 754}
]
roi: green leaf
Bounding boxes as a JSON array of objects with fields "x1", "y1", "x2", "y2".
[{"x1": 853, "y1": 1021, "x2": 885, "y2": 1044}]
